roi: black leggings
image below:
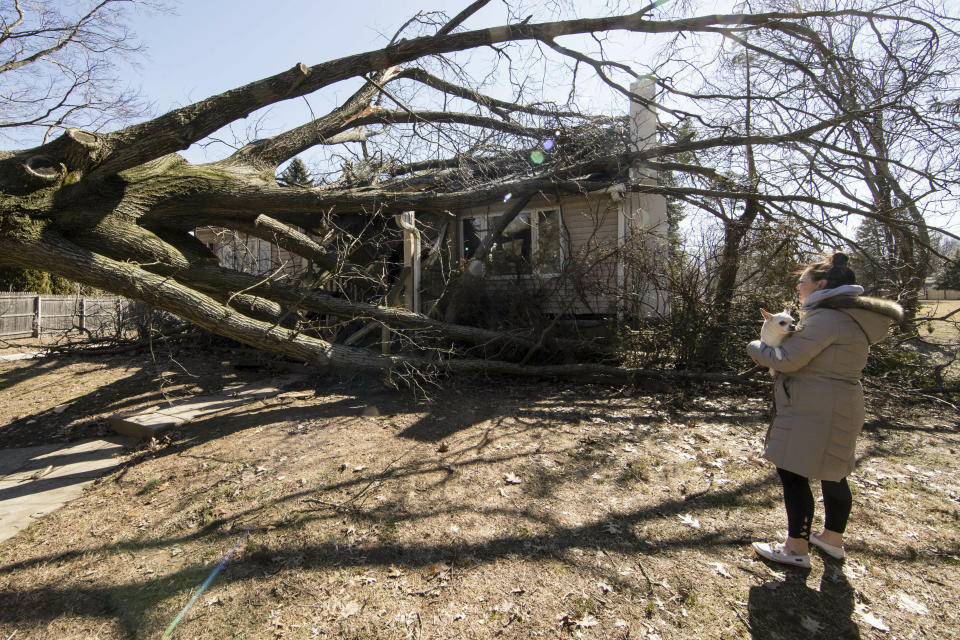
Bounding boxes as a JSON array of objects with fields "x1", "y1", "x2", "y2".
[{"x1": 776, "y1": 468, "x2": 852, "y2": 540}]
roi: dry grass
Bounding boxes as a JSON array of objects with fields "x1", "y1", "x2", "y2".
[
  {"x1": 912, "y1": 300, "x2": 960, "y2": 380},
  {"x1": 0, "y1": 347, "x2": 958, "y2": 639},
  {"x1": 917, "y1": 299, "x2": 960, "y2": 342}
]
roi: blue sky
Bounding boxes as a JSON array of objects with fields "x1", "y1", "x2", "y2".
[
  {"x1": 127, "y1": 1, "x2": 495, "y2": 114},
  {"x1": 124, "y1": 1, "x2": 562, "y2": 163}
]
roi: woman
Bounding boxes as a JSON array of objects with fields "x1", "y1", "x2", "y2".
[{"x1": 747, "y1": 252, "x2": 903, "y2": 567}]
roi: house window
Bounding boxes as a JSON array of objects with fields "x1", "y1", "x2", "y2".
[
  {"x1": 461, "y1": 209, "x2": 562, "y2": 276},
  {"x1": 218, "y1": 234, "x2": 274, "y2": 275}
]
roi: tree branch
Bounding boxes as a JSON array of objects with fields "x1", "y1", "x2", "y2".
[
  {"x1": 397, "y1": 67, "x2": 587, "y2": 119},
  {"x1": 436, "y1": 0, "x2": 491, "y2": 36},
  {"x1": 76, "y1": 8, "x2": 876, "y2": 177},
  {"x1": 229, "y1": 67, "x2": 402, "y2": 168}
]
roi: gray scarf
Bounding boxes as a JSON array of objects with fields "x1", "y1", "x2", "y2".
[{"x1": 801, "y1": 284, "x2": 864, "y2": 310}]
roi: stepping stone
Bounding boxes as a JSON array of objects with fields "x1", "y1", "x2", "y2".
[
  {"x1": 107, "y1": 409, "x2": 188, "y2": 438},
  {"x1": 107, "y1": 376, "x2": 305, "y2": 438},
  {"x1": 0, "y1": 438, "x2": 133, "y2": 543},
  {"x1": 0, "y1": 351, "x2": 45, "y2": 362}
]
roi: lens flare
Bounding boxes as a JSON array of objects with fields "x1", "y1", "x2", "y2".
[
  {"x1": 530, "y1": 150, "x2": 545, "y2": 164},
  {"x1": 503, "y1": 192, "x2": 512, "y2": 202},
  {"x1": 543, "y1": 138, "x2": 555, "y2": 151},
  {"x1": 161, "y1": 526, "x2": 253, "y2": 639}
]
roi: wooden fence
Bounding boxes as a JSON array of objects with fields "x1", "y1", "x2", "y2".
[
  {"x1": 0, "y1": 293, "x2": 142, "y2": 339},
  {"x1": 923, "y1": 288, "x2": 960, "y2": 301}
]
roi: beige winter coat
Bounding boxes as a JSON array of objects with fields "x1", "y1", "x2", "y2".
[{"x1": 747, "y1": 295, "x2": 904, "y2": 481}]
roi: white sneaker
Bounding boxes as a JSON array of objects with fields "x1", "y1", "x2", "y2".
[
  {"x1": 752, "y1": 542, "x2": 811, "y2": 568},
  {"x1": 810, "y1": 533, "x2": 845, "y2": 560}
]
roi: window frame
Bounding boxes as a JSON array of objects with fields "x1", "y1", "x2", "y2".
[{"x1": 460, "y1": 207, "x2": 564, "y2": 278}]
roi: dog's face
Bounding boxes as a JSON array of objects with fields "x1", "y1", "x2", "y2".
[{"x1": 760, "y1": 308, "x2": 796, "y2": 346}]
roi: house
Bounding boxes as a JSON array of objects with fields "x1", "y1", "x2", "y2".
[
  {"x1": 446, "y1": 78, "x2": 668, "y2": 320},
  {"x1": 196, "y1": 79, "x2": 668, "y2": 323}
]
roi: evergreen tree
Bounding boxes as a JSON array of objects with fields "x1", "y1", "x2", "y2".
[
  {"x1": 277, "y1": 158, "x2": 313, "y2": 187},
  {"x1": 0, "y1": 267, "x2": 77, "y2": 294}
]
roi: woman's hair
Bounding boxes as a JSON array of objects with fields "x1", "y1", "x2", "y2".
[{"x1": 804, "y1": 252, "x2": 856, "y2": 288}]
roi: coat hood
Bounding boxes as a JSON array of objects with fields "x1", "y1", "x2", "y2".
[{"x1": 812, "y1": 295, "x2": 904, "y2": 343}]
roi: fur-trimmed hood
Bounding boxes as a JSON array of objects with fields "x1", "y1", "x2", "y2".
[{"x1": 811, "y1": 295, "x2": 904, "y2": 343}]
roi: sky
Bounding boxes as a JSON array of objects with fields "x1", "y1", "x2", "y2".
[
  {"x1": 126, "y1": 2, "x2": 495, "y2": 118},
  {"x1": 122, "y1": 0, "x2": 632, "y2": 164}
]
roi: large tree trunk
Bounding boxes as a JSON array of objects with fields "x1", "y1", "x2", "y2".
[{"x1": 0, "y1": 222, "x2": 753, "y2": 385}]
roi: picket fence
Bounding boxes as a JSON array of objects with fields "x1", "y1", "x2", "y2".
[{"x1": 0, "y1": 293, "x2": 141, "y2": 339}]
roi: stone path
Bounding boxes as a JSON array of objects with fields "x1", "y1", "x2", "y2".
[
  {"x1": 0, "y1": 375, "x2": 307, "y2": 544},
  {"x1": 0, "y1": 438, "x2": 132, "y2": 543}
]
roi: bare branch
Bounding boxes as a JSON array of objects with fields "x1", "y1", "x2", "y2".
[
  {"x1": 80, "y1": 8, "x2": 879, "y2": 176},
  {"x1": 436, "y1": 0, "x2": 492, "y2": 36},
  {"x1": 229, "y1": 67, "x2": 402, "y2": 168}
]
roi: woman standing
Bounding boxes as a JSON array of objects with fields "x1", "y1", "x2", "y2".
[{"x1": 747, "y1": 253, "x2": 903, "y2": 567}]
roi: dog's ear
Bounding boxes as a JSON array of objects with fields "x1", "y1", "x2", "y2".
[
  {"x1": 782, "y1": 308, "x2": 791, "y2": 316},
  {"x1": 760, "y1": 308, "x2": 772, "y2": 319}
]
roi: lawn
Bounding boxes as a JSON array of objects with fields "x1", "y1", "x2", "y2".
[
  {"x1": 918, "y1": 299, "x2": 960, "y2": 343},
  {"x1": 0, "y1": 343, "x2": 958, "y2": 639}
]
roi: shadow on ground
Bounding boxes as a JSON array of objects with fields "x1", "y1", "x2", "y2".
[{"x1": 748, "y1": 564, "x2": 861, "y2": 639}]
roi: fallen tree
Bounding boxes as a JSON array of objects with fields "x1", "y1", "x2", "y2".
[{"x1": 1, "y1": 1, "x2": 957, "y2": 383}]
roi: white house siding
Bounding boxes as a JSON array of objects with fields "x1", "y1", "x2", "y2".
[
  {"x1": 555, "y1": 194, "x2": 622, "y2": 315},
  {"x1": 623, "y1": 190, "x2": 669, "y2": 318},
  {"x1": 194, "y1": 227, "x2": 308, "y2": 278}
]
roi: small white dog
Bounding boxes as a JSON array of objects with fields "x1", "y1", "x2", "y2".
[{"x1": 759, "y1": 308, "x2": 796, "y2": 374}]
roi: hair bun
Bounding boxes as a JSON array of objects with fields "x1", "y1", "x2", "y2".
[{"x1": 832, "y1": 252, "x2": 849, "y2": 268}]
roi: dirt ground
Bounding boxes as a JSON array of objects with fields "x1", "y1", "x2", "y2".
[{"x1": 0, "y1": 335, "x2": 958, "y2": 640}]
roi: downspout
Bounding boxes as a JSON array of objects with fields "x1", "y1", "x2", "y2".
[
  {"x1": 616, "y1": 188, "x2": 626, "y2": 322},
  {"x1": 396, "y1": 211, "x2": 420, "y2": 314}
]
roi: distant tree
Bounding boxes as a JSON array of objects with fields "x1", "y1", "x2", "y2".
[
  {"x1": 928, "y1": 233, "x2": 960, "y2": 278},
  {"x1": 935, "y1": 250, "x2": 960, "y2": 290},
  {"x1": 851, "y1": 217, "x2": 901, "y2": 295},
  {"x1": 742, "y1": 221, "x2": 803, "y2": 303},
  {"x1": 0, "y1": 0, "x2": 157, "y2": 142},
  {"x1": 277, "y1": 158, "x2": 313, "y2": 187},
  {"x1": 661, "y1": 120, "x2": 694, "y2": 262}
]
